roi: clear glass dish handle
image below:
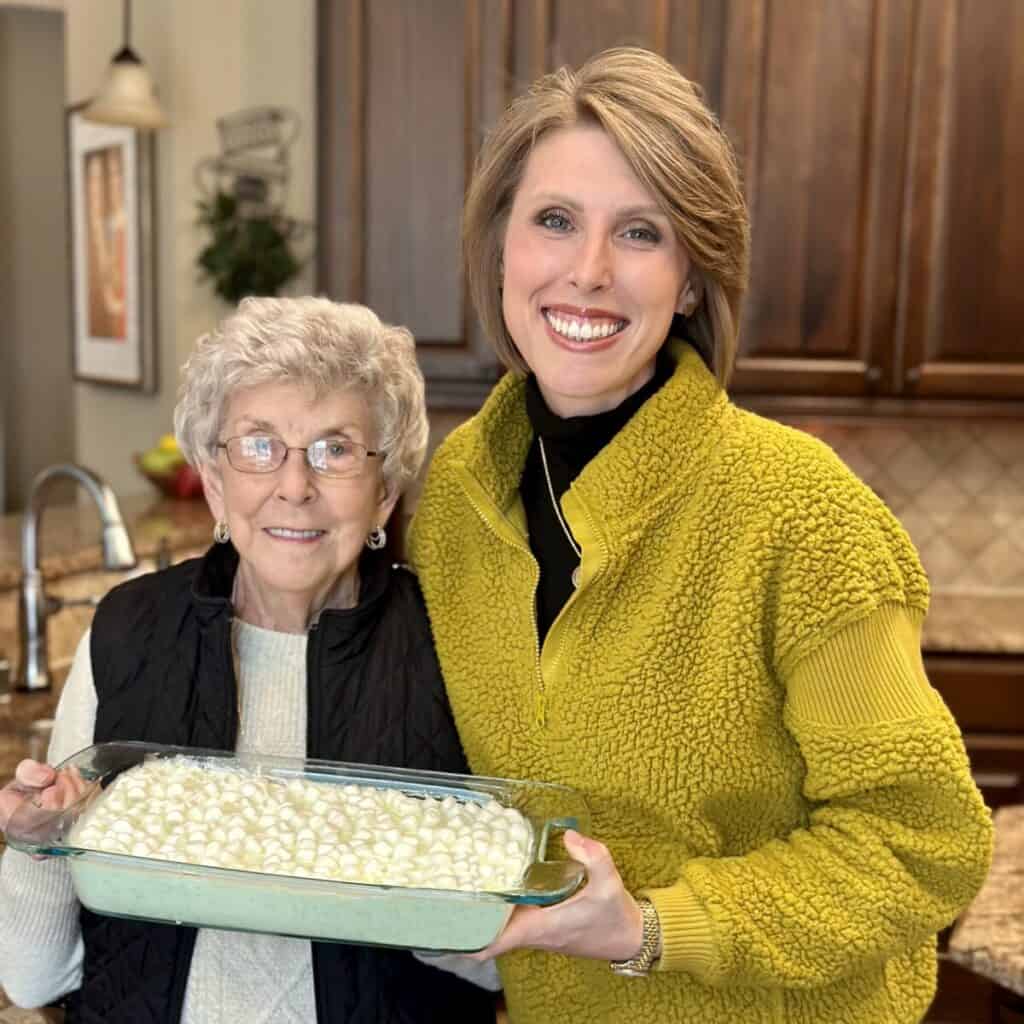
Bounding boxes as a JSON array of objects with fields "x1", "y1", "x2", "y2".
[
  {"x1": 4, "y1": 775, "x2": 102, "y2": 857},
  {"x1": 515, "y1": 815, "x2": 587, "y2": 905}
]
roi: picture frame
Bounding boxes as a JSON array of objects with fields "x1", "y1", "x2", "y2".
[{"x1": 67, "y1": 104, "x2": 157, "y2": 392}]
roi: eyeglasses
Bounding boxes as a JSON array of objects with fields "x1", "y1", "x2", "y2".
[{"x1": 217, "y1": 435, "x2": 383, "y2": 479}]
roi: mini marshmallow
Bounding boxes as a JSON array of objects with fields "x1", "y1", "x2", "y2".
[{"x1": 71, "y1": 756, "x2": 533, "y2": 892}]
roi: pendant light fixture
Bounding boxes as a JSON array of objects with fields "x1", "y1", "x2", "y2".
[{"x1": 83, "y1": 0, "x2": 167, "y2": 130}]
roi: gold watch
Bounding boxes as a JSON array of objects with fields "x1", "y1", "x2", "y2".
[{"x1": 609, "y1": 897, "x2": 661, "y2": 977}]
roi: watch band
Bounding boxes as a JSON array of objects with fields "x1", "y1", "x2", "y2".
[{"x1": 609, "y1": 897, "x2": 661, "y2": 977}]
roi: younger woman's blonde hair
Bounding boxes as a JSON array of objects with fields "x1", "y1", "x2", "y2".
[{"x1": 463, "y1": 46, "x2": 750, "y2": 385}]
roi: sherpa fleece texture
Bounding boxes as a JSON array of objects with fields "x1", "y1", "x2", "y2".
[{"x1": 409, "y1": 342, "x2": 993, "y2": 1024}]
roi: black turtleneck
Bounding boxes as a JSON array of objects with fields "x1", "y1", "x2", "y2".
[{"x1": 522, "y1": 346, "x2": 675, "y2": 643}]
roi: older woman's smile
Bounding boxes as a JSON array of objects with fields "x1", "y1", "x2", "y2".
[{"x1": 263, "y1": 527, "x2": 327, "y2": 542}]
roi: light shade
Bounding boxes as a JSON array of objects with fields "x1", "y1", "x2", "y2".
[{"x1": 83, "y1": 47, "x2": 166, "y2": 130}]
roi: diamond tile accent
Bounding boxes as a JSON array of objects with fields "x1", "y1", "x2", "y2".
[
  {"x1": 942, "y1": 514, "x2": 1003, "y2": 559},
  {"x1": 887, "y1": 441, "x2": 940, "y2": 492},
  {"x1": 974, "y1": 536, "x2": 1024, "y2": 588},
  {"x1": 910, "y1": 423, "x2": 974, "y2": 463},
  {"x1": 1006, "y1": 515, "x2": 1024, "y2": 553},
  {"x1": 915, "y1": 476, "x2": 972, "y2": 524},
  {"x1": 948, "y1": 445, "x2": 1002, "y2": 495},
  {"x1": 856, "y1": 426, "x2": 912, "y2": 463},
  {"x1": 896, "y1": 508, "x2": 938, "y2": 546},
  {"x1": 919, "y1": 532, "x2": 969, "y2": 584},
  {"x1": 870, "y1": 472, "x2": 914, "y2": 514},
  {"x1": 977, "y1": 424, "x2": 1024, "y2": 466}
]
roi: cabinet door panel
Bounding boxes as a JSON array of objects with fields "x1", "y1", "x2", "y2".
[
  {"x1": 363, "y1": 0, "x2": 466, "y2": 344},
  {"x1": 898, "y1": 0, "x2": 1024, "y2": 399},
  {"x1": 319, "y1": 0, "x2": 506, "y2": 407},
  {"x1": 548, "y1": 0, "x2": 666, "y2": 69},
  {"x1": 726, "y1": 0, "x2": 914, "y2": 397}
]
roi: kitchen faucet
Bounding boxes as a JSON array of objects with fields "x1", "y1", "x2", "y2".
[{"x1": 15, "y1": 463, "x2": 137, "y2": 691}]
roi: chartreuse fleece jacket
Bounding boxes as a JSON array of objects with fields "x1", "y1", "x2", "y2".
[{"x1": 409, "y1": 341, "x2": 993, "y2": 1024}]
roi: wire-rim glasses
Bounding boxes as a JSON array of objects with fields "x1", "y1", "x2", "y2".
[{"x1": 217, "y1": 435, "x2": 383, "y2": 480}]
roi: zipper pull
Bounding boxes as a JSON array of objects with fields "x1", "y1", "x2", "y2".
[{"x1": 534, "y1": 689, "x2": 546, "y2": 728}]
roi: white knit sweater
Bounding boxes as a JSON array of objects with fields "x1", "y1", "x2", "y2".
[{"x1": 0, "y1": 623, "x2": 318, "y2": 1022}]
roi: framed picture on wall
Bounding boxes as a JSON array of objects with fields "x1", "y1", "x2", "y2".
[{"x1": 67, "y1": 105, "x2": 157, "y2": 392}]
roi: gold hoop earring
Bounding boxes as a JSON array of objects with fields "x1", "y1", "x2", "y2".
[
  {"x1": 213, "y1": 520, "x2": 231, "y2": 544},
  {"x1": 366, "y1": 525, "x2": 386, "y2": 551}
]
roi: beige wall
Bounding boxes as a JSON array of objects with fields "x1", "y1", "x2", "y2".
[
  {"x1": 63, "y1": 0, "x2": 316, "y2": 500},
  {"x1": 0, "y1": 6, "x2": 74, "y2": 512},
  {"x1": 0, "y1": 0, "x2": 315, "y2": 507}
]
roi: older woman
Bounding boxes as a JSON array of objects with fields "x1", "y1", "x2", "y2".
[
  {"x1": 409, "y1": 48, "x2": 993, "y2": 1024},
  {"x1": 0, "y1": 297, "x2": 496, "y2": 1023}
]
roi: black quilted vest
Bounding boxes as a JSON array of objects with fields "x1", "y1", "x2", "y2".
[{"x1": 65, "y1": 542, "x2": 496, "y2": 1024}]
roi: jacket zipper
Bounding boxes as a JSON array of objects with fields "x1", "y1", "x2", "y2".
[
  {"x1": 459, "y1": 483, "x2": 548, "y2": 728},
  {"x1": 538, "y1": 487, "x2": 604, "y2": 696}
]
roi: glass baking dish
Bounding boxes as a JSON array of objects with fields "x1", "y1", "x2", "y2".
[{"x1": 3, "y1": 742, "x2": 590, "y2": 952}]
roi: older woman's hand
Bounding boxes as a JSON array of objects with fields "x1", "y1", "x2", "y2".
[
  {"x1": 471, "y1": 830, "x2": 646, "y2": 962},
  {"x1": 0, "y1": 759, "x2": 87, "y2": 833}
]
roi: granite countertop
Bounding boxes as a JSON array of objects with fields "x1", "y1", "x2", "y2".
[
  {"x1": 949, "y1": 804, "x2": 1024, "y2": 996},
  {"x1": 0, "y1": 493, "x2": 212, "y2": 591}
]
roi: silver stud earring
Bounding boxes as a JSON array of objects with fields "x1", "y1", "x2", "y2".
[
  {"x1": 680, "y1": 282, "x2": 698, "y2": 317},
  {"x1": 365, "y1": 525, "x2": 386, "y2": 551},
  {"x1": 213, "y1": 520, "x2": 231, "y2": 544}
]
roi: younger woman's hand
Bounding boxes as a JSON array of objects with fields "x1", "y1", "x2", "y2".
[
  {"x1": 0, "y1": 759, "x2": 87, "y2": 832},
  {"x1": 471, "y1": 830, "x2": 646, "y2": 961}
]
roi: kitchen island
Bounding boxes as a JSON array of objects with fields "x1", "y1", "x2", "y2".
[{"x1": 949, "y1": 805, "x2": 1024, "y2": 1002}]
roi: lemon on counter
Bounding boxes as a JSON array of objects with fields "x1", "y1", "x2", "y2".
[{"x1": 139, "y1": 435, "x2": 186, "y2": 477}]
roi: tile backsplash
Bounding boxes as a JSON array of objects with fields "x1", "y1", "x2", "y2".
[{"x1": 791, "y1": 419, "x2": 1024, "y2": 653}]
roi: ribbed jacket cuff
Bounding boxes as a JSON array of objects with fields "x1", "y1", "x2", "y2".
[
  {"x1": 640, "y1": 882, "x2": 719, "y2": 977},
  {"x1": 786, "y1": 603, "x2": 940, "y2": 726}
]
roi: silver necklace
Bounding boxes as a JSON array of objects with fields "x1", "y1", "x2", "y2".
[{"x1": 538, "y1": 436, "x2": 581, "y2": 589}]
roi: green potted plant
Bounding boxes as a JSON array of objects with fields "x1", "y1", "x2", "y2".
[{"x1": 196, "y1": 190, "x2": 303, "y2": 303}]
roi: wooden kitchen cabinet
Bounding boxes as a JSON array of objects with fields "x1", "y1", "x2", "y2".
[
  {"x1": 895, "y1": 1, "x2": 1024, "y2": 403},
  {"x1": 925, "y1": 654, "x2": 1024, "y2": 809},
  {"x1": 319, "y1": 0, "x2": 1024, "y2": 411},
  {"x1": 724, "y1": 0, "x2": 1024, "y2": 404},
  {"x1": 722, "y1": 0, "x2": 911, "y2": 400}
]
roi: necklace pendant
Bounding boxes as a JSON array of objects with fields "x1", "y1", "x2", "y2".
[{"x1": 571, "y1": 565, "x2": 580, "y2": 588}]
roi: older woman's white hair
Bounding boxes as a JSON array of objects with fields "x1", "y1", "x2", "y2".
[{"x1": 174, "y1": 297, "x2": 428, "y2": 495}]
